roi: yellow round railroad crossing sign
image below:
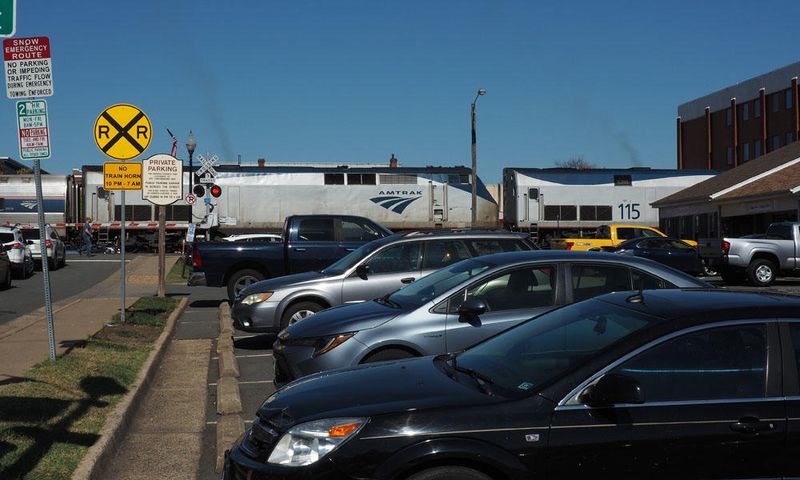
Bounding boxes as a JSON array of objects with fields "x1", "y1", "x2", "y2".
[{"x1": 93, "y1": 103, "x2": 151, "y2": 160}]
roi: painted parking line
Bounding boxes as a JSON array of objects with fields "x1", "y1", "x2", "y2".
[
  {"x1": 211, "y1": 353, "x2": 273, "y2": 360},
  {"x1": 68, "y1": 259, "x2": 131, "y2": 263},
  {"x1": 207, "y1": 420, "x2": 254, "y2": 425},
  {"x1": 232, "y1": 334, "x2": 260, "y2": 340}
]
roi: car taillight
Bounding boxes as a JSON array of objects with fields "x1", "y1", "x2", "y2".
[
  {"x1": 45, "y1": 240, "x2": 52, "y2": 248},
  {"x1": 11, "y1": 242, "x2": 22, "y2": 250},
  {"x1": 722, "y1": 241, "x2": 730, "y2": 253},
  {"x1": 192, "y1": 245, "x2": 202, "y2": 269},
  {"x1": 565, "y1": 242, "x2": 574, "y2": 250}
]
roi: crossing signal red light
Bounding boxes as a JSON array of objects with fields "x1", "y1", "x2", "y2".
[
  {"x1": 210, "y1": 184, "x2": 222, "y2": 197},
  {"x1": 193, "y1": 184, "x2": 206, "y2": 197}
]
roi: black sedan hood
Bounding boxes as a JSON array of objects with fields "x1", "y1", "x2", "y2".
[
  {"x1": 283, "y1": 299, "x2": 404, "y2": 338},
  {"x1": 257, "y1": 356, "x2": 501, "y2": 427},
  {"x1": 240, "y1": 271, "x2": 330, "y2": 297}
]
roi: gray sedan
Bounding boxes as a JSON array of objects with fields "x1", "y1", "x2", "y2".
[
  {"x1": 272, "y1": 250, "x2": 710, "y2": 385},
  {"x1": 232, "y1": 231, "x2": 535, "y2": 332}
]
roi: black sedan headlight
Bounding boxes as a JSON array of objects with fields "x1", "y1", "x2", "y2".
[{"x1": 267, "y1": 417, "x2": 367, "y2": 466}]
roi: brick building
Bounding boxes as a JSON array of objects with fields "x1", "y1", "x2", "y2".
[{"x1": 677, "y1": 62, "x2": 800, "y2": 171}]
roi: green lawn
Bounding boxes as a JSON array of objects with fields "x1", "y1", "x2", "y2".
[
  {"x1": 166, "y1": 257, "x2": 191, "y2": 284},
  {"x1": 0, "y1": 296, "x2": 179, "y2": 479}
]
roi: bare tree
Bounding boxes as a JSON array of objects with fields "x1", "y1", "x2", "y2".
[{"x1": 555, "y1": 156, "x2": 595, "y2": 170}]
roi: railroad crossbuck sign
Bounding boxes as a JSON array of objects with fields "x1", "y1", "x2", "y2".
[
  {"x1": 103, "y1": 162, "x2": 142, "y2": 190},
  {"x1": 94, "y1": 104, "x2": 151, "y2": 161}
]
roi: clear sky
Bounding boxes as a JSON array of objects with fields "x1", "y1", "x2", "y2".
[{"x1": 4, "y1": 0, "x2": 800, "y2": 182}]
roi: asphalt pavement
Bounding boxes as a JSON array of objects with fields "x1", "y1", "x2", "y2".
[{"x1": 0, "y1": 252, "x2": 128, "y2": 326}]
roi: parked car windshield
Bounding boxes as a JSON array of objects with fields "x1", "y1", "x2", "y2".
[
  {"x1": 454, "y1": 299, "x2": 659, "y2": 396},
  {"x1": 388, "y1": 258, "x2": 492, "y2": 308},
  {"x1": 322, "y1": 242, "x2": 381, "y2": 276}
]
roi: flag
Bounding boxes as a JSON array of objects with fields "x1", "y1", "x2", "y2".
[{"x1": 170, "y1": 134, "x2": 177, "y2": 157}]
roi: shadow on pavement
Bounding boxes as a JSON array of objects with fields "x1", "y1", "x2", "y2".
[
  {"x1": 190, "y1": 300, "x2": 226, "y2": 309},
  {"x1": 234, "y1": 334, "x2": 276, "y2": 350}
]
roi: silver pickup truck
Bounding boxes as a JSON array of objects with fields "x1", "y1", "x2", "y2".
[{"x1": 713, "y1": 222, "x2": 799, "y2": 286}]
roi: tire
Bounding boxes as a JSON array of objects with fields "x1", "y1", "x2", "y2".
[
  {"x1": 747, "y1": 258, "x2": 777, "y2": 287},
  {"x1": 362, "y1": 348, "x2": 416, "y2": 364},
  {"x1": 0, "y1": 268, "x2": 11, "y2": 290},
  {"x1": 59, "y1": 249, "x2": 67, "y2": 267},
  {"x1": 226, "y1": 268, "x2": 266, "y2": 301},
  {"x1": 406, "y1": 466, "x2": 493, "y2": 480},
  {"x1": 280, "y1": 301, "x2": 324, "y2": 329}
]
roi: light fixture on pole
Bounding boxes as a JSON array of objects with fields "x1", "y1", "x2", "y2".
[
  {"x1": 471, "y1": 88, "x2": 486, "y2": 227},
  {"x1": 185, "y1": 131, "x2": 197, "y2": 226}
]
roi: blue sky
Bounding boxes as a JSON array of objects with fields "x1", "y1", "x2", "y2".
[{"x1": 5, "y1": 1, "x2": 800, "y2": 182}]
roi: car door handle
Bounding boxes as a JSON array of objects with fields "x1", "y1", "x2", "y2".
[
  {"x1": 345, "y1": 248, "x2": 356, "y2": 252},
  {"x1": 424, "y1": 333, "x2": 442, "y2": 337},
  {"x1": 401, "y1": 277, "x2": 415, "y2": 284},
  {"x1": 729, "y1": 417, "x2": 775, "y2": 434},
  {"x1": 294, "y1": 248, "x2": 307, "y2": 252}
]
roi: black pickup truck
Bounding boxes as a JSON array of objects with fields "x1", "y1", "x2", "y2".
[{"x1": 189, "y1": 215, "x2": 392, "y2": 300}]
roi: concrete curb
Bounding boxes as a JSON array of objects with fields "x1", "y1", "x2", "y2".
[
  {"x1": 217, "y1": 376, "x2": 243, "y2": 414},
  {"x1": 71, "y1": 296, "x2": 189, "y2": 480},
  {"x1": 219, "y1": 349, "x2": 240, "y2": 378},
  {"x1": 216, "y1": 334, "x2": 233, "y2": 353},
  {"x1": 219, "y1": 302, "x2": 233, "y2": 335},
  {"x1": 215, "y1": 414, "x2": 244, "y2": 473}
]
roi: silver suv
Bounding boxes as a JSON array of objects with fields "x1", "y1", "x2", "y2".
[{"x1": 231, "y1": 231, "x2": 536, "y2": 332}]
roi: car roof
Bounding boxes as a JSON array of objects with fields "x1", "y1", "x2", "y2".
[
  {"x1": 593, "y1": 288, "x2": 800, "y2": 326},
  {"x1": 372, "y1": 230, "x2": 531, "y2": 247},
  {"x1": 472, "y1": 250, "x2": 675, "y2": 267}
]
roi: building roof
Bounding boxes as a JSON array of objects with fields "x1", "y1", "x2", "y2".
[
  {"x1": 0, "y1": 156, "x2": 48, "y2": 175},
  {"x1": 652, "y1": 141, "x2": 800, "y2": 207},
  {"x1": 714, "y1": 161, "x2": 800, "y2": 201},
  {"x1": 678, "y1": 61, "x2": 800, "y2": 120}
]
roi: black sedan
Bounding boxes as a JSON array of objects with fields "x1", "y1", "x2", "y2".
[
  {"x1": 224, "y1": 289, "x2": 800, "y2": 479},
  {"x1": 612, "y1": 236, "x2": 704, "y2": 275}
]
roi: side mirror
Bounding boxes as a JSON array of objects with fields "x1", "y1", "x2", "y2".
[
  {"x1": 355, "y1": 264, "x2": 370, "y2": 279},
  {"x1": 579, "y1": 373, "x2": 644, "y2": 407},
  {"x1": 457, "y1": 298, "x2": 488, "y2": 326}
]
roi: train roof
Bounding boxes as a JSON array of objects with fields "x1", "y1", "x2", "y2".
[{"x1": 504, "y1": 167, "x2": 716, "y2": 176}]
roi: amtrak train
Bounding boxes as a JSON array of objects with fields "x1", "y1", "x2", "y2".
[{"x1": 503, "y1": 167, "x2": 717, "y2": 240}]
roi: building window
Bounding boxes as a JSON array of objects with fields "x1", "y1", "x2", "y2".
[
  {"x1": 613, "y1": 175, "x2": 632, "y2": 186},
  {"x1": 772, "y1": 93, "x2": 780, "y2": 113},
  {"x1": 324, "y1": 173, "x2": 345, "y2": 185},
  {"x1": 741, "y1": 102, "x2": 749, "y2": 121},
  {"x1": 787, "y1": 88, "x2": 794, "y2": 110},
  {"x1": 742, "y1": 143, "x2": 750, "y2": 162},
  {"x1": 754, "y1": 139, "x2": 762, "y2": 158},
  {"x1": 543, "y1": 205, "x2": 577, "y2": 221},
  {"x1": 787, "y1": 132, "x2": 796, "y2": 145},
  {"x1": 772, "y1": 135, "x2": 781, "y2": 151},
  {"x1": 347, "y1": 173, "x2": 376, "y2": 185},
  {"x1": 754, "y1": 99, "x2": 761, "y2": 118},
  {"x1": 726, "y1": 147, "x2": 733, "y2": 165},
  {"x1": 379, "y1": 174, "x2": 417, "y2": 185},
  {"x1": 726, "y1": 108, "x2": 732, "y2": 127}
]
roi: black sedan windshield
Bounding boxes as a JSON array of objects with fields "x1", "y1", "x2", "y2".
[
  {"x1": 388, "y1": 258, "x2": 491, "y2": 308},
  {"x1": 455, "y1": 299, "x2": 659, "y2": 395}
]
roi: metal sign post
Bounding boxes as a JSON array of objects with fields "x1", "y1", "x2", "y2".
[
  {"x1": 15, "y1": 98, "x2": 55, "y2": 360},
  {"x1": 94, "y1": 103, "x2": 150, "y2": 323}
]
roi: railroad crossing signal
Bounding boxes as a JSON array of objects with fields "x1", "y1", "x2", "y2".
[
  {"x1": 193, "y1": 184, "x2": 206, "y2": 197},
  {"x1": 94, "y1": 104, "x2": 151, "y2": 160},
  {"x1": 195, "y1": 153, "x2": 219, "y2": 178},
  {"x1": 209, "y1": 184, "x2": 222, "y2": 197}
]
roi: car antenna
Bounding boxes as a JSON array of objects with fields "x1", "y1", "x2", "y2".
[{"x1": 627, "y1": 279, "x2": 645, "y2": 303}]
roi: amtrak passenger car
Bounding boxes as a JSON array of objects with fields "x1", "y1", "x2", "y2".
[
  {"x1": 206, "y1": 165, "x2": 498, "y2": 230},
  {"x1": 503, "y1": 167, "x2": 716, "y2": 238},
  {"x1": 0, "y1": 174, "x2": 73, "y2": 232}
]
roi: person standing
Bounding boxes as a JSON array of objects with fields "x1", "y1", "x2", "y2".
[{"x1": 81, "y1": 217, "x2": 94, "y2": 256}]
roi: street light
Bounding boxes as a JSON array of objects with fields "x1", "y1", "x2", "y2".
[{"x1": 471, "y1": 88, "x2": 486, "y2": 227}]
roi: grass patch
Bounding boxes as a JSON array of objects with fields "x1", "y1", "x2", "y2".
[
  {"x1": 166, "y1": 257, "x2": 191, "y2": 284},
  {"x1": 0, "y1": 296, "x2": 180, "y2": 479},
  {"x1": 111, "y1": 296, "x2": 178, "y2": 326}
]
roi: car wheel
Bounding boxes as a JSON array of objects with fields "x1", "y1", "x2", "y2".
[
  {"x1": 0, "y1": 268, "x2": 11, "y2": 289},
  {"x1": 280, "y1": 301, "x2": 324, "y2": 328},
  {"x1": 362, "y1": 348, "x2": 416, "y2": 364},
  {"x1": 406, "y1": 466, "x2": 492, "y2": 480},
  {"x1": 59, "y1": 249, "x2": 67, "y2": 267},
  {"x1": 227, "y1": 269, "x2": 266, "y2": 301},
  {"x1": 747, "y1": 259, "x2": 777, "y2": 287}
]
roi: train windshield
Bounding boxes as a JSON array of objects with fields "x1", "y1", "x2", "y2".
[{"x1": 322, "y1": 243, "x2": 381, "y2": 276}]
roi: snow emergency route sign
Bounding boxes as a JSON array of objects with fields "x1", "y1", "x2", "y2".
[
  {"x1": 16, "y1": 99, "x2": 50, "y2": 160},
  {"x1": 94, "y1": 104, "x2": 151, "y2": 161},
  {"x1": 104, "y1": 162, "x2": 142, "y2": 190},
  {"x1": 4, "y1": 36, "x2": 53, "y2": 98}
]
